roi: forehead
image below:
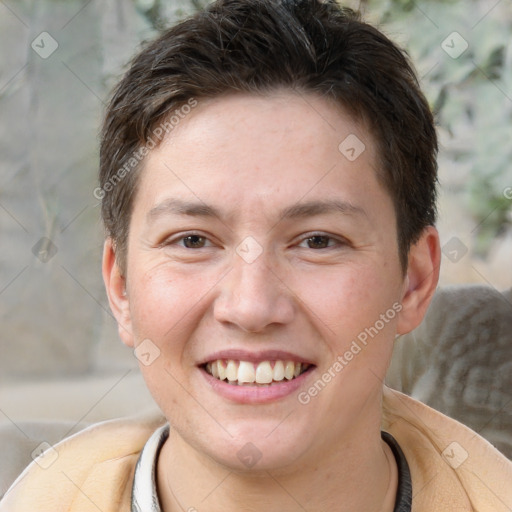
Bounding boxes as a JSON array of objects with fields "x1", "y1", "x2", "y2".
[
  {"x1": 134, "y1": 91, "x2": 388, "y2": 221},
  {"x1": 158, "y1": 91, "x2": 374, "y2": 161}
]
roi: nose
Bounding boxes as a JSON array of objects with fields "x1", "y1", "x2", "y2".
[{"x1": 213, "y1": 252, "x2": 295, "y2": 333}]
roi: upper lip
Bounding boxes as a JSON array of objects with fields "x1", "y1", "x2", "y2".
[{"x1": 198, "y1": 349, "x2": 316, "y2": 366}]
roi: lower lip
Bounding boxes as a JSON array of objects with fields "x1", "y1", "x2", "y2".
[{"x1": 200, "y1": 366, "x2": 315, "y2": 404}]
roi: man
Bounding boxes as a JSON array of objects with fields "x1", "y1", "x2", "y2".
[{"x1": 2, "y1": 1, "x2": 511, "y2": 511}]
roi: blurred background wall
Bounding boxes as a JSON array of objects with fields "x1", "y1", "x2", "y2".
[{"x1": 0, "y1": 0, "x2": 511, "y2": 451}]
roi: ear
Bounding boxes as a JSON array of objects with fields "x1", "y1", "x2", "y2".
[
  {"x1": 102, "y1": 238, "x2": 135, "y2": 348},
  {"x1": 397, "y1": 226, "x2": 441, "y2": 335}
]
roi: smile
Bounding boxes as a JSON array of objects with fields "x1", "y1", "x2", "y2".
[{"x1": 204, "y1": 359, "x2": 312, "y2": 386}]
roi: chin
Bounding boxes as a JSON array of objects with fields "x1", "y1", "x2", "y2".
[{"x1": 202, "y1": 418, "x2": 313, "y2": 472}]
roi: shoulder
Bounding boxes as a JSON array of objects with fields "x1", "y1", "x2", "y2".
[
  {"x1": 0, "y1": 414, "x2": 166, "y2": 512},
  {"x1": 383, "y1": 386, "x2": 512, "y2": 511}
]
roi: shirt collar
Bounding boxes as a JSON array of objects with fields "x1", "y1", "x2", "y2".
[
  {"x1": 131, "y1": 423, "x2": 169, "y2": 512},
  {"x1": 131, "y1": 425, "x2": 412, "y2": 512}
]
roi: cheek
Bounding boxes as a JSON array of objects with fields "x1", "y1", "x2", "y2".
[
  {"x1": 126, "y1": 267, "x2": 209, "y2": 410},
  {"x1": 295, "y1": 263, "x2": 397, "y2": 336},
  {"x1": 128, "y1": 265, "x2": 207, "y2": 346}
]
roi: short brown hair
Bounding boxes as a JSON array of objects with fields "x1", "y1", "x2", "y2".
[{"x1": 99, "y1": 0, "x2": 438, "y2": 273}]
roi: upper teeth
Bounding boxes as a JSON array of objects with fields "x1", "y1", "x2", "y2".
[{"x1": 205, "y1": 360, "x2": 308, "y2": 385}]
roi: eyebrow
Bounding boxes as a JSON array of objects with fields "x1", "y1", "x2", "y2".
[
  {"x1": 279, "y1": 199, "x2": 366, "y2": 219},
  {"x1": 147, "y1": 198, "x2": 367, "y2": 223},
  {"x1": 148, "y1": 199, "x2": 222, "y2": 220}
]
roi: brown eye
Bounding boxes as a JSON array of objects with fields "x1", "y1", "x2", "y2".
[
  {"x1": 182, "y1": 235, "x2": 207, "y2": 248},
  {"x1": 306, "y1": 235, "x2": 332, "y2": 249}
]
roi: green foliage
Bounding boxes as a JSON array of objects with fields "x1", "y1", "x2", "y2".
[
  {"x1": 365, "y1": 0, "x2": 512, "y2": 254},
  {"x1": 134, "y1": 0, "x2": 210, "y2": 29}
]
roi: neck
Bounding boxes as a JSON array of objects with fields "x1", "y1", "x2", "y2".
[{"x1": 156, "y1": 418, "x2": 397, "y2": 512}]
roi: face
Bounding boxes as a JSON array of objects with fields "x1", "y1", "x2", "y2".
[{"x1": 104, "y1": 91, "x2": 437, "y2": 471}]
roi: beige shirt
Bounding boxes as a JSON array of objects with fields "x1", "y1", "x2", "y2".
[{"x1": 1, "y1": 387, "x2": 511, "y2": 511}]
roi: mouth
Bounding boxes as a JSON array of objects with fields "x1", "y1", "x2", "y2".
[{"x1": 203, "y1": 359, "x2": 313, "y2": 386}]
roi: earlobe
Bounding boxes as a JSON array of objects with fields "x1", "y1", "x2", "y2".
[
  {"x1": 396, "y1": 226, "x2": 441, "y2": 335},
  {"x1": 102, "y1": 239, "x2": 135, "y2": 347}
]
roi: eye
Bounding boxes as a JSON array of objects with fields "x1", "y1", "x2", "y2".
[
  {"x1": 179, "y1": 234, "x2": 210, "y2": 249},
  {"x1": 161, "y1": 233, "x2": 214, "y2": 250},
  {"x1": 299, "y1": 234, "x2": 341, "y2": 249}
]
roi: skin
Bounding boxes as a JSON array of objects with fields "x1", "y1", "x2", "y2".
[{"x1": 103, "y1": 91, "x2": 440, "y2": 511}]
